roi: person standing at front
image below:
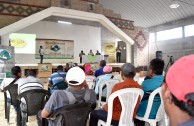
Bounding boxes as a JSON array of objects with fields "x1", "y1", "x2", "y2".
[
  {"x1": 39, "y1": 46, "x2": 44, "y2": 64},
  {"x1": 116, "y1": 45, "x2": 122, "y2": 63}
]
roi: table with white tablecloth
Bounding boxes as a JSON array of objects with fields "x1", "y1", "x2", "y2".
[{"x1": 82, "y1": 55, "x2": 108, "y2": 63}]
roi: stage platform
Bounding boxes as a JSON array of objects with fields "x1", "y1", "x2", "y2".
[{"x1": 15, "y1": 63, "x2": 124, "y2": 67}]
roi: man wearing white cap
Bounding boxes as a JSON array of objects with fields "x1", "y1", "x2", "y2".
[{"x1": 37, "y1": 67, "x2": 96, "y2": 126}]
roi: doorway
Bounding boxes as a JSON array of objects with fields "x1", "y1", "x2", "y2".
[{"x1": 118, "y1": 41, "x2": 126, "y2": 63}]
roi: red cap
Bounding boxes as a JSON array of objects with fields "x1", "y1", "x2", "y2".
[{"x1": 166, "y1": 54, "x2": 194, "y2": 102}]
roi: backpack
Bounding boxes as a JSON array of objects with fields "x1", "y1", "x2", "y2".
[
  {"x1": 49, "y1": 72, "x2": 68, "y2": 93},
  {"x1": 47, "y1": 90, "x2": 93, "y2": 126}
]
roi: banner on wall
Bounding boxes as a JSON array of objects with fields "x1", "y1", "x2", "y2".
[
  {"x1": 35, "y1": 39, "x2": 74, "y2": 59},
  {"x1": 103, "y1": 43, "x2": 116, "y2": 63},
  {"x1": 0, "y1": 46, "x2": 15, "y2": 85}
]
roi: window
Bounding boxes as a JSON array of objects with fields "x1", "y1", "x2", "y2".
[
  {"x1": 185, "y1": 24, "x2": 194, "y2": 37},
  {"x1": 156, "y1": 27, "x2": 182, "y2": 41},
  {"x1": 149, "y1": 33, "x2": 155, "y2": 42}
]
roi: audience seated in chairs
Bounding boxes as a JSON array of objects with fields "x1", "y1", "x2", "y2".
[
  {"x1": 0, "y1": 66, "x2": 21, "y2": 124},
  {"x1": 48, "y1": 65, "x2": 67, "y2": 93},
  {"x1": 37, "y1": 67, "x2": 97, "y2": 126},
  {"x1": 135, "y1": 58, "x2": 165, "y2": 126},
  {"x1": 89, "y1": 63, "x2": 142, "y2": 126},
  {"x1": 162, "y1": 55, "x2": 194, "y2": 126},
  {"x1": 65, "y1": 62, "x2": 78, "y2": 72},
  {"x1": 95, "y1": 65, "x2": 113, "y2": 101},
  {"x1": 94, "y1": 60, "x2": 106, "y2": 77},
  {"x1": 18, "y1": 69, "x2": 44, "y2": 125}
]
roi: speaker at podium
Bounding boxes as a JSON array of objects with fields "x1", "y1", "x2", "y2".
[{"x1": 156, "y1": 51, "x2": 163, "y2": 59}]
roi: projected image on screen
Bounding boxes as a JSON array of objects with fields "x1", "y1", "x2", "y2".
[{"x1": 9, "y1": 33, "x2": 36, "y2": 54}]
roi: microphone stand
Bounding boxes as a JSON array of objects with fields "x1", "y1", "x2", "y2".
[{"x1": 165, "y1": 56, "x2": 174, "y2": 72}]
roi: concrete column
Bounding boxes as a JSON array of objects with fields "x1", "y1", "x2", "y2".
[{"x1": 126, "y1": 43, "x2": 132, "y2": 63}]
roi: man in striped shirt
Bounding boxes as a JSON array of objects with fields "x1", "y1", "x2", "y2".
[
  {"x1": 18, "y1": 69, "x2": 44, "y2": 125},
  {"x1": 48, "y1": 65, "x2": 66, "y2": 93},
  {"x1": 18, "y1": 69, "x2": 44, "y2": 94}
]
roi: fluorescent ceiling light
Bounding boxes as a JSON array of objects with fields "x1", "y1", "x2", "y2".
[
  {"x1": 170, "y1": 1, "x2": 180, "y2": 8},
  {"x1": 58, "y1": 21, "x2": 72, "y2": 24}
]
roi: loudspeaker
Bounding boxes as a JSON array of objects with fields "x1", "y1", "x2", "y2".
[{"x1": 156, "y1": 51, "x2": 163, "y2": 59}]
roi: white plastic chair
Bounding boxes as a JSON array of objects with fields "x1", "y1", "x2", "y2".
[
  {"x1": 98, "y1": 88, "x2": 144, "y2": 126},
  {"x1": 86, "y1": 75, "x2": 96, "y2": 82},
  {"x1": 86, "y1": 80, "x2": 96, "y2": 89},
  {"x1": 136, "y1": 87, "x2": 166, "y2": 126},
  {"x1": 96, "y1": 75, "x2": 104, "y2": 83},
  {"x1": 113, "y1": 74, "x2": 123, "y2": 82},
  {"x1": 97, "y1": 79, "x2": 120, "y2": 108}
]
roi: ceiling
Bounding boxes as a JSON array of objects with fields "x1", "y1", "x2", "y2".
[{"x1": 99, "y1": 0, "x2": 194, "y2": 28}]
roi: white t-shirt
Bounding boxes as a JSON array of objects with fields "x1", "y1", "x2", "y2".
[
  {"x1": 116, "y1": 47, "x2": 122, "y2": 53},
  {"x1": 0, "y1": 78, "x2": 19, "y2": 98},
  {"x1": 40, "y1": 48, "x2": 44, "y2": 55}
]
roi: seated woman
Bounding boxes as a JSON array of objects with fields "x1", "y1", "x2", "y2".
[
  {"x1": 135, "y1": 58, "x2": 165, "y2": 126},
  {"x1": 95, "y1": 65, "x2": 113, "y2": 101},
  {"x1": 83, "y1": 64, "x2": 94, "y2": 75}
]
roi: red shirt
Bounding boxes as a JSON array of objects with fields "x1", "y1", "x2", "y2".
[{"x1": 103, "y1": 78, "x2": 142, "y2": 120}]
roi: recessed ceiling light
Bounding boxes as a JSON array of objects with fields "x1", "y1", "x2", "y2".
[
  {"x1": 57, "y1": 21, "x2": 72, "y2": 24},
  {"x1": 170, "y1": 1, "x2": 180, "y2": 8}
]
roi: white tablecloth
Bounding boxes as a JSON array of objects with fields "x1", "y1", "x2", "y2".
[{"x1": 82, "y1": 55, "x2": 108, "y2": 63}]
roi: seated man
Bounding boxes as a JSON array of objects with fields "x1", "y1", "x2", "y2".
[
  {"x1": 94, "y1": 60, "x2": 106, "y2": 77},
  {"x1": 135, "y1": 58, "x2": 164, "y2": 126},
  {"x1": 37, "y1": 67, "x2": 97, "y2": 126},
  {"x1": 18, "y1": 69, "x2": 44, "y2": 124},
  {"x1": 162, "y1": 55, "x2": 194, "y2": 126},
  {"x1": 89, "y1": 63, "x2": 142, "y2": 126},
  {"x1": 0, "y1": 66, "x2": 22, "y2": 111},
  {"x1": 48, "y1": 65, "x2": 67, "y2": 93},
  {"x1": 88, "y1": 49, "x2": 94, "y2": 56},
  {"x1": 95, "y1": 50, "x2": 101, "y2": 55},
  {"x1": 18, "y1": 69, "x2": 44, "y2": 94}
]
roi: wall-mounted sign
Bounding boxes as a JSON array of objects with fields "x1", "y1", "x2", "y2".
[{"x1": 35, "y1": 39, "x2": 74, "y2": 59}]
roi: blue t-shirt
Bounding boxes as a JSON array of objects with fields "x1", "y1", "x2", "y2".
[
  {"x1": 94, "y1": 67, "x2": 104, "y2": 77},
  {"x1": 137, "y1": 75, "x2": 164, "y2": 119}
]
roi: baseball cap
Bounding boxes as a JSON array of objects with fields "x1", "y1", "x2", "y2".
[
  {"x1": 103, "y1": 65, "x2": 112, "y2": 73},
  {"x1": 66, "y1": 67, "x2": 86, "y2": 85},
  {"x1": 166, "y1": 54, "x2": 194, "y2": 102}
]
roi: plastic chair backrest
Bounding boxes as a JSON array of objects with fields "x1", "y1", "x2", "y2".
[
  {"x1": 86, "y1": 80, "x2": 96, "y2": 89},
  {"x1": 96, "y1": 75, "x2": 104, "y2": 83},
  {"x1": 143, "y1": 87, "x2": 165, "y2": 120},
  {"x1": 47, "y1": 102, "x2": 92, "y2": 126},
  {"x1": 113, "y1": 74, "x2": 123, "y2": 82},
  {"x1": 4, "y1": 84, "x2": 18, "y2": 105},
  {"x1": 98, "y1": 79, "x2": 120, "y2": 107},
  {"x1": 18, "y1": 89, "x2": 51, "y2": 116},
  {"x1": 106, "y1": 88, "x2": 144, "y2": 126},
  {"x1": 86, "y1": 75, "x2": 96, "y2": 82}
]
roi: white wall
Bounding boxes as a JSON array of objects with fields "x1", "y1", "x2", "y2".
[
  {"x1": 2, "y1": 21, "x2": 101, "y2": 64},
  {"x1": 148, "y1": 17, "x2": 194, "y2": 67}
]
